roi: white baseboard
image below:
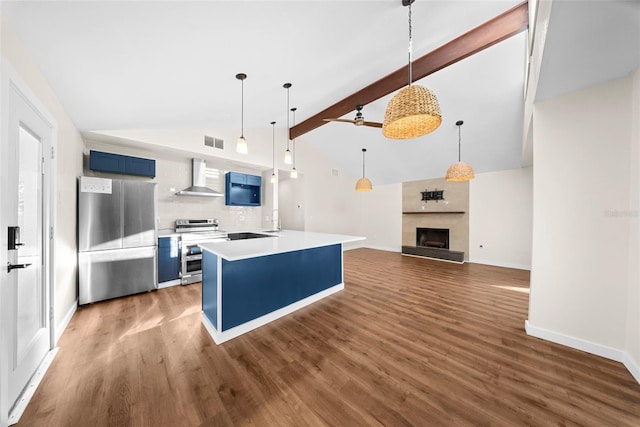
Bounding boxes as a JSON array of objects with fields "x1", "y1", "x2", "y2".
[
  {"x1": 55, "y1": 300, "x2": 77, "y2": 344},
  {"x1": 343, "y1": 242, "x2": 365, "y2": 251},
  {"x1": 158, "y1": 279, "x2": 181, "y2": 289},
  {"x1": 525, "y1": 320, "x2": 640, "y2": 385},
  {"x1": 342, "y1": 244, "x2": 400, "y2": 253},
  {"x1": 202, "y1": 283, "x2": 344, "y2": 345},
  {"x1": 622, "y1": 352, "x2": 640, "y2": 384},
  {"x1": 469, "y1": 258, "x2": 531, "y2": 271},
  {"x1": 525, "y1": 320, "x2": 624, "y2": 361},
  {"x1": 363, "y1": 245, "x2": 401, "y2": 253},
  {"x1": 8, "y1": 347, "x2": 59, "y2": 426}
]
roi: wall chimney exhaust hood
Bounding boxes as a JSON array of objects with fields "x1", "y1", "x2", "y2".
[{"x1": 176, "y1": 158, "x2": 224, "y2": 197}]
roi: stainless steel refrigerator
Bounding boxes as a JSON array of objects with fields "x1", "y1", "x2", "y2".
[{"x1": 78, "y1": 177, "x2": 157, "y2": 304}]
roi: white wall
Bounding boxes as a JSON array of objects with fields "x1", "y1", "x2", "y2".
[
  {"x1": 292, "y1": 139, "x2": 401, "y2": 251},
  {"x1": 0, "y1": 13, "x2": 7, "y2": 427},
  {"x1": 528, "y1": 73, "x2": 636, "y2": 366},
  {"x1": 351, "y1": 183, "x2": 402, "y2": 252},
  {"x1": 626, "y1": 67, "x2": 640, "y2": 380},
  {"x1": 469, "y1": 167, "x2": 533, "y2": 270},
  {"x1": 1, "y1": 12, "x2": 83, "y2": 341},
  {"x1": 297, "y1": 141, "x2": 360, "y2": 236}
]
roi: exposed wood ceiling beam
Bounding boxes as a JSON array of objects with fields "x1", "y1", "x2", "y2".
[{"x1": 290, "y1": 1, "x2": 528, "y2": 140}]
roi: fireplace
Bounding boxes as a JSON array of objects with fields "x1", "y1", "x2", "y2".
[{"x1": 416, "y1": 228, "x2": 449, "y2": 249}]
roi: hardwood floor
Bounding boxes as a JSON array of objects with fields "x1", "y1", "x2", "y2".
[{"x1": 17, "y1": 249, "x2": 640, "y2": 426}]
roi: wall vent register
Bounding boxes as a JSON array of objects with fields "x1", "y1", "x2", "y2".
[{"x1": 204, "y1": 135, "x2": 224, "y2": 149}]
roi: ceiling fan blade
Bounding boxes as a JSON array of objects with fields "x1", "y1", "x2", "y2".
[
  {"x1": 323, "y1": 118, "x2": 357, "y2": 124},
  {"x1": 362, "y1": 121, "x2": 383, "y2": 128}
]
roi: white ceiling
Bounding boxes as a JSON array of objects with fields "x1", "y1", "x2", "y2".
[
  {"x1": 2, "y1": 1, "x2": 638, "y2": 185},
  {"x1": 536, "y1": 0, "x2": 640, "y2": 102}
]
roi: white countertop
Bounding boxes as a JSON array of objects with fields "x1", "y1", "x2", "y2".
[
  {"x1": 158, "y1": 229, "x2": 180, "y2": 238},
  {"x1": 198, "y1": 230, "x2": 365, "y2": 261}
]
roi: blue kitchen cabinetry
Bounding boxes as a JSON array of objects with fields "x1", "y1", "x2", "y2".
[
  {"x1": 90, "y1": 150, "x2": 156, "y2": 178},
  {"x1": 225, "y1": 172, "x2": 261, "y2": 206},
  {"x1": 158, "y1": 236, "x2": 181, "y2": 283}
]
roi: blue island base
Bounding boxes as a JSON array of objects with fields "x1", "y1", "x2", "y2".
[{"x1": 201, "y1": 243, "x2": 344, "y2": 344}]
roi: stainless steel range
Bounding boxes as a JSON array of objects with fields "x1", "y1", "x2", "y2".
[{"x1": 176, "y1": 219, "x2": 227, "y2": 285}]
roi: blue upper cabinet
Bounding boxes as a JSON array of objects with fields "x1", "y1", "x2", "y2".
[
  {"x1": 90, "y1": 150, "x2": 156, "y2": 178},
  {"x1": 227, "y1": 172, "x2": 247, "y2": 185},
  {"x1": 225, "y1": 172, "x2": 261, "y2": 206}
]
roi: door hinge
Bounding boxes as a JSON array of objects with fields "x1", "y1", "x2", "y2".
[
  {"x1": 50, "y1": 226, "x2": 54, "y2": 240},
  {"x1": 41, "y1": 157, "x2": 45, "y2": 175},
  {"x1": 51, "y1": 146, "x2": 55, "y2": 159},
  {"x1": 50, "y1": 307, "x2": 54, "y2": 322}
]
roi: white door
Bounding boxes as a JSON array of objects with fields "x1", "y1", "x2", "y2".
[
  {"x1": 5, "y1": 81, "x2": 53, "y2": 412},
  {"x1": 279, "y1": 174, "x2": 306, "y2": 231}
]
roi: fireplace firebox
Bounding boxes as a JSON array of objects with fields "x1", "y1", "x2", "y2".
[{"x1": 416, "y1": 228, "x2": 449, "y2": 249}]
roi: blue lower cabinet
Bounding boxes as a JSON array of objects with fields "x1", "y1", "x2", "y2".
[
  {"x1": 202, "y1": 251, "x2": 218, "y2": 329},
  {"x1": 158, "y1": 236, "x2": 181, "y2": 282},
  {"x1": 220, "y1": 244, "x2": 342, "y2": 330}
]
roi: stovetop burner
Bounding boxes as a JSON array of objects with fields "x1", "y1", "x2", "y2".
[{"x1": 180, "y1": 231, "x2": 228, "y2": 243}]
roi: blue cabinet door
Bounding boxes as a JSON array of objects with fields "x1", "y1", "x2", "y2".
[
  {"x1": 125, "y1": 156, "x2": 156, "y2": 177},
  {"x1": 158, "y1": 236, "x2": 181, "y2": 282},
  {"x1": 246, "y1": 174, "x2": 261, "y2": 186},
  {"x1": 90, "y1": 151, "x2": 126, "y2": 174},
  {"x1": 228, "y1": 172, "x2": 246, "y2": 184}
]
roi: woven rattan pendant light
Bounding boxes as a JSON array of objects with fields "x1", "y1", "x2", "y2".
[
  {"x1": 445, "y1": 120, "x2": 474, "y2": 181},
  {"x1": 382, "y1": 0, "x2": 441, "y2": 140},
  {"x1": 355, "y1": 148, "x2": 373, "y2": 192}
]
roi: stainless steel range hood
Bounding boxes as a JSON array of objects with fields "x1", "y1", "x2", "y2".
[{"x1": 176, "y1": 158, "x2": 224, "y2": 197}]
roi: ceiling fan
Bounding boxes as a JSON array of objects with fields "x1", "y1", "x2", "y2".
[{"x1": 323, "y1": 105, "x2": 382, "y2": 128}]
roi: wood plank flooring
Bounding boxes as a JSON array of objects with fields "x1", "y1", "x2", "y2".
[{"x1": 17, "y1": 249, "x2": 640, "y2": 426}]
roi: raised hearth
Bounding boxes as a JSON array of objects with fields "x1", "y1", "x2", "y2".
[{"x1": 402, "y1": 246, "x2": 465, "y2": 263}]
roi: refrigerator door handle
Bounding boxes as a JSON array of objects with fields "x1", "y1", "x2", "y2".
[{"x1": 7, "y1": 262, "x2": 31, "y2": 272}]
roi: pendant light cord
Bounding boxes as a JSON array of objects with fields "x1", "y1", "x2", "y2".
[
  {"x1": 458, "y1": 122, "x2": 462, "y2": 162},
  {"x1": 362, "y1": 148, "x2": 366, "y2": 178},
  {"x1": 240, "y1": 78, "x2": 244, "y2": 138},
  {"x1": 271, "y1": 121, "x2": 276, "y2": 170},
  {"x1": 408, "y1": 1, "x2": 413, "y2": 87},
  {"x1": 291, "y1": 108, "x2": 296, "y2": 168},
  {"x1": 286, "y1": 85, "x2": 290, "y2": 150}
]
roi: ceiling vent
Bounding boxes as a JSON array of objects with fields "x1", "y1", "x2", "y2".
[{"x1": 204, "y1": 135, "x2": 224, "y2": 149}]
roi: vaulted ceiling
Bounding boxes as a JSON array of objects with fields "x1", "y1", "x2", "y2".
[{"x1": 2, "y1": 1, "x2": 638, "y2": 184}]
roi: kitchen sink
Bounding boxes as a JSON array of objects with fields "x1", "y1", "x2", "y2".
[{"x1": 226, "y1": 232, "x2": 275, "y2": 241}]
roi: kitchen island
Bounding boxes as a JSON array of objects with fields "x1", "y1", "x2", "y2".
[{"x1": 199, "y1": 230, "x2": 364, "y2": 344}]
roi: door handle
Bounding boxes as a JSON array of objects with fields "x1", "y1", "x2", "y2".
[{"x1": 7, "y1": 262, "x2": 31, "y2": 272}]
